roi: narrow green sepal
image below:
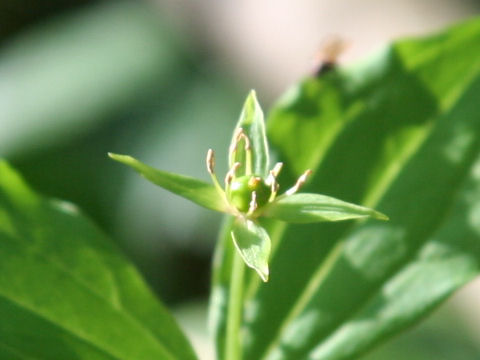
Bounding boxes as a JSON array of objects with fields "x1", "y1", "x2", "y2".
[
  {"x1": 264, "y1": 193, "x2": 389, "y2": 223},
  {"x1": 229, "y1": 90, "x2": 270, "y2": 177},
  {"x1": 109, "y1": 153, "x2": 227, "y2": 213},
  {"x1": 231, "y1": 218, "x2": 271, "y2": 282}
]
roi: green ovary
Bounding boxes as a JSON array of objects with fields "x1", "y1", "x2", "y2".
[{"x1": 228, "y1": 175, "x2": 271, "y2": 213}]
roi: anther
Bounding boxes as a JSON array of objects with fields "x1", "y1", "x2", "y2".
[
  {"x1": 234, "y1": 127, "x2": 243, "y2": 140},
  {"x1": 268, "y1": 174, "x2": 279, "y2": 201},
  {"x1": 286, "y1": 169, "x2": 312, "y2": 196},
  {"x1": 207, "y1": 149, "x2": 226, "y2": 197},
  {"x1": 225, "y1": 162, "x2": 241, "y2": 186},
  {"x1": 240, "y1": 134, "x2": 251, "y2": 151},
  {"x1": 234, "y1": 128, "x2": 253, "y2": 174},
  {"x1": 266, "y1": 162, "x2": 283, "y2": 187},
  {"x1": 206, "y1": 149, "x2": 215, "y2": 174},
  {"x1": 248, "y1": 191, "x2": 258, "y2": 214},
  {"x1": 271, "y1": 162, "x2": 283, "y2": 177},
  {"x1": 229, "y1": 128, "x2": 242, "y2": 154}
]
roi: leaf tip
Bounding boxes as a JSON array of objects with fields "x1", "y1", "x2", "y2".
[
  {"x1": 373, "y1": 210, "x2": 389, "y2": 221},
  {"x1": 107, "y1": 152, "x2": 122, "y2": 160},
  {"x1": 259, "y1": 268, "x2": 269, "y2": 282},
  {"x1": 248, "y1": 88, "x2": 257, "y2": 99},
  {"x1": 108, "y1": 152, "x2": 133, "y2": 165},
  {"x1": 245, "y1": 89, "x2": 262, "y2": 112}
]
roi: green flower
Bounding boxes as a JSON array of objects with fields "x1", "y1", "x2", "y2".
[{"x1": 109, "y1": 90, "x2": 387, "y2": 281}]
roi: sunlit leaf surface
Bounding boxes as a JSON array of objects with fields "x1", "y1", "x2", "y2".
[
  {"x1": 231, "y1": 218, "x2": 271, "y2": 282},
  {"x1": 0, "y1": 161, "x2": 198, "y2": 360},
  {"x1": 265, "y1": 193, "x2": 388, "y2": 223}
]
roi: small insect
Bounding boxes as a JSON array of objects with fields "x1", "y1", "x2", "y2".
[{"x1": 312, "y1": 36, "x2": 349, "y2": 77}]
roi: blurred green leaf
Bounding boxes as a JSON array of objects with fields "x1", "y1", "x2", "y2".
[
  {"x1": 362, "y1": 300, "x2": 480, "y2": 360},
  {"x1": 231, "y1": 218, "x2": 271, "y2": 282},
  {"x1": 0, "y1": 160, "x2": 198, "y2": 360},
  {"x1": 0, "y1": 2, "x2": 179, "y2": 156},
  {"x1": 109, "y1": 153, "x2": 226, "y2": 213},
  {"x1": 265, "y1": 193, "x2": 388, "y2": 223},
  {"x1": 210, "y1": 17, "x2": 480, "y2": 360}
]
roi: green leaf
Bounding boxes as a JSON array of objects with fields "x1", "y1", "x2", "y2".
[
  {"x1": 265, "y1": 193, "x2": 388, "y2": 223},
  {"x1": 362, "y1": 301, "x2": 480, "y2": 360},
  {"x1": 231, "y1": 218, "x2": 271, "y2": 282},
  {"x1": 229, "y1": 90, "x2": 270, "y2": 177},
  {"x1": 109, "y1": 153, "x2": 226, "y2": 213},
  {"x1": 210, "y1": 16, "x2": 480, "y2": 360},
  {"x1": 0, "y1": 160, "x2": 198, "y2": 359}
]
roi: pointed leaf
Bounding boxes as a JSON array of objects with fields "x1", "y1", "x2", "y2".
[
  {"x1": 109, "y1": 153, "x2": 226, "y2": 212},
  {"x1": 229, "y1": 90, "x2": 270, "y2": 177},
  {"x1": 0, "y1": 160, "x2": 198, "y2": 360},
  {"x1": 265, "y1": 193, "x2": 388, "y2": 223},
  {"x1": 231, "y1": 218, "x2": 271, "y2": 282}
]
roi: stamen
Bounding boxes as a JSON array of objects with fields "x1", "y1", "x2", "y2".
[
  {"x1": 228, "y1": 128, "x2": 243, "y2": 168},
  {"x1": 237, "y1": 129, "x2": 253, "y2": 175},
  {"x1": 206, "y1": 149, "x2": 224, "y2": 195},
  {"x1": 237, "y1": 128, "x2": 251, "y2": 151},
  {"x1": 286, "y1": 169, "x2": 312, "y2": 196},
  {"x1": 268, "y1": 173, "x2": 280, "y2": 202},
  {"x1": 271, "y1": 162, "x2": 283, "y2": 178},
  {"x1": 225, "y1": 162, "x2": 241, "y2": 187},
  {"x1": 228, "y1": 127, "x2": 253, "y2": 175},
  {"x1": 206, "y1": 149, "x2": 215, "y2": 174},
  {"x1": 234, "y1": 127, "x2": 243, "y2": 140},
  {"x1": 266, "y1": 162, "x2": 283, "y2": 186},
  {"x1": 248, "y1": 191, "x2": 258, "y2": 214}
]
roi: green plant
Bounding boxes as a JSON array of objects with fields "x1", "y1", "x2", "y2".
[
  {"x1": 1, "y1": 16, "x2": 480, "y2": 360},
  {"x1": 110, "y1": 90, "x2": 386, "y2": 360},
  {"x1": 109, "y1": 90, "x2": 386, "y2": 284}
]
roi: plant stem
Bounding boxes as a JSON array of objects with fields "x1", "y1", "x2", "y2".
[{"x1": 225, "y1": 248, "x2": 245, "y2": 360}]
